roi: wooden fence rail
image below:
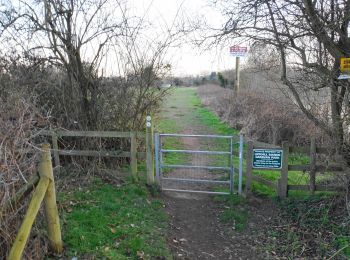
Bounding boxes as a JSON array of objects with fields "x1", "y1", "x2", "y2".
[
  {"x1": 39, "y1": 130, "x2": 151, "y2": 182},
  {"x1": 8, "y1": 144, "x2": 63, "y2": 260},
  {"x1": 245, "y1": 138, "x2": 345, "y2": 198},
  {"x1": 39, "y1": 126, "x2": 156, "y2": 184}
]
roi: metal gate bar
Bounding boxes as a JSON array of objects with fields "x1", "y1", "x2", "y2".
[
  {"x1": 161, "y1": 165, "x2": 231, "y2": 170},
  {"x1": 162, "y1": 178, "x2": 230, "y2": 184},
  {"x1": 161, "y1": 189, "x2": 230, "y2": 195},
  {"x1": 159, "y1": 133, "x2": 233, "y2": 139},
  {"x1": 161, "y1": 149, "x2": 231, "y2": 155},
  {"x1": 155, "y1": 133, "x2": 244, "y2": 195}
]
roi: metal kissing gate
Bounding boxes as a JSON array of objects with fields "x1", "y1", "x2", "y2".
[{"x1": 154, "y1": 133, "x2": 244, "y2": 195}]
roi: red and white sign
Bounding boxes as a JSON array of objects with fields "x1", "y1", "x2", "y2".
[{"x1": 229, "y1": 45, "x2": 248, "y2": 57}]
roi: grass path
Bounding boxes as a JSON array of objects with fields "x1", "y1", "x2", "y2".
[
  {"x1": 157, "y1": 87, "x2": 325, "y2": 197},
  {"x1": 157, "y1": 87, "x2": 275, "y2": 259},
  {"x1": 158, "y1": 87, "x2": 349, "y2": 260},
  {"x1": 157, "y1": 87, "x2": 237, "y2": 136}
]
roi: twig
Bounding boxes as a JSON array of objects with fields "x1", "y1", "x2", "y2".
[
  {"x1": 1, "y1": 174, "x2": 40, "y2": 214},
  {"x1": 327, "y1": 244, "x2": 350, "y2": 260}
]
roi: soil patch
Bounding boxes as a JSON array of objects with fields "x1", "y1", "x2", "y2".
[{"x1": 164, "y1": 193, "x2": 277, "y2": 259}]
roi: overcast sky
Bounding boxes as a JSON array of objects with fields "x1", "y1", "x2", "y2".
[
  {"x1": 129, "y1": 0, "x2": 246, "y2": 76},
  {"x1": 4, "y1": 0, "x2": 247, "y2": 77}
]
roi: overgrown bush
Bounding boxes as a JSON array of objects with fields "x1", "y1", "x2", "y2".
[
  {"x1": 0, "y1": 55, "x2": 169, "y2": 257},
  {"x1": 0, "y1": 94, "x2": 49, "y2": 259},
  {"x1": 265, "y1": 195, "x2": 350, "y2": 259},
  {"x1": 198, "y1": 84, "x2": 323, "y2": 146}
]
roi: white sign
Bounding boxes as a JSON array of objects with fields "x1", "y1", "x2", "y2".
[
  {"x1": 230, "y1": 45, "x2": 248, "y2": 57},
  {"x1": 146, "y1": 115, "x2": 151, "y2": 121},
  {"x1": 338, "y1": 74, "x2": 350, "y2": 80}
]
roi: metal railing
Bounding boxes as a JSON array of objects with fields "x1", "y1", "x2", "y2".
[{"x1": 155, "y1": 133, "x2": 244, "y2": 195}]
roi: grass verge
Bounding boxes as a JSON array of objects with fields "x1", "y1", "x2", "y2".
[
  {"x1": 266, "y1": 195, "x2": 350, "y2": 259},
  {"x1": 194, "y1": 87, "x2": 349, "y2": 258},
  {"x1": 59, "y1": 178, "x2": 171, "y2": 259}
]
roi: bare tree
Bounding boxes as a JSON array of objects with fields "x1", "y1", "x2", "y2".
[
  {"x1": 1, "y1": 0, "x2": 182, "y2": 130},
  {"x1": 209, "y1": 0, "x2": 350, "y2": 159},
  {"x1": 10, "y1": 0, "x2": 128, "y2": 128}
]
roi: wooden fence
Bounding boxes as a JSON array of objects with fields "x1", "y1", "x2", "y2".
[
  {"x1": 40, "y1": 128, "x2": 155, "y2": 183},
  {"x1": 7, "y1": 120, "x2": 156, "y2": 259},
  {"x1": 245, "y1": 139, "x2": 345, "y2": 198},
  {"x1": 8, "y1": 144, "x2": 63, "y2": 260}
]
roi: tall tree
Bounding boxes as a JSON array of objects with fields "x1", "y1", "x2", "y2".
[
  {"x1": 16, "y1": 0, "x2": 126, "y2": 128},
  {"x1": 211, "y1": 0, "x2": 350, "y2": 158}
]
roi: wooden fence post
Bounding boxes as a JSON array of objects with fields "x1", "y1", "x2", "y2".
[
  {"x1": 51, "y1": 131, "x2": 60, "y2": 173},
  {"x1": 245, "y1": 141, "x2": 254, "y2": 195},
  {"x1": 41, "y1": 144, "x2": 63, "y2": 254},
  {"x1": 130, "y1": 132, "x2": 138, "y2": 181},
  {"x1": 309, "y1": 138, "x2": 316, "y2": 194},
  {"x1": 146, "y1": 116, "x2": 154, "y2": 184},
  {"x1": 8, "y1": 177, "x2": 50, "y2": 260},
  {"x1": 8, "y1": 143, "x2": 64, "y2": 259},
  {"x1": 278, "y1": 141, "x2": 289, "y2": 198}
]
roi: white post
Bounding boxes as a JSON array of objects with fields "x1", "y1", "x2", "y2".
[{"x1": 146, "y1": 116, "x2": 154, "y2": 184}]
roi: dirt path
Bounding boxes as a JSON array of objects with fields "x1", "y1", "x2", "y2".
[
  {"x1": 164, "y1": 194, "x2": 277, "y2": 260},
  {"x1": 159, "y1": 88, "x2": 277, "y2": 260},
  {"x1": 162, "y1": 131, "x2": 273, "y2": 259}
]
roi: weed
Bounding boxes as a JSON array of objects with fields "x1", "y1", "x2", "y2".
[{"x1": 266, "y1": 195, "x2": 350, "y2": 259}]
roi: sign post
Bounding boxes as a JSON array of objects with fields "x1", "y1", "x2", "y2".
[
  {"x1": 146, "y1": 115, "x2": 154, "y2": 184},
  {"x1": 245, "y1": 143, "x2": 289, "y2": 198},
  {"x1": 235, "y1": 57, "x2": 240, "y2": 93},
  {"x1": 230, "y1": 45, "x2": 248, "y2": 94},
  {"x1": 338, "y1": 57, "x2": 350, "y2": 80}
]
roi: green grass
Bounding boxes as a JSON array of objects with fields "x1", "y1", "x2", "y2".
[
  {"x1": 267, "y1": 195, "x2": 350, "y2": 258},
  {"x1": 156, "y1": 119, "x2": 188, "y2": 168},
  {"x1": 167, "y1": 87, "x2": 349, "y2": 258},
  {"x1": 156, "y1": 87, "x2": 341, "y2": 237},
  {"x1": 189, "y1": 93, "x2": 238, "y2": 136},
  {"x1": 213, "y1": 195, "x2": 249, "y2": 231},
  {"x1": 157, "y1": 87, "x2": 318, "y2": 195},
  {"x1": 59, "y1": 178, "x2": 171, "y2": 259},
  {"x1": 156, "y1": 88, "x2": 237, "y2": 191}
]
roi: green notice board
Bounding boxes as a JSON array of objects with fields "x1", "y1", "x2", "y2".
[{"x1": 253, "y1": 149, "x2": 283, "y2": 169}]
